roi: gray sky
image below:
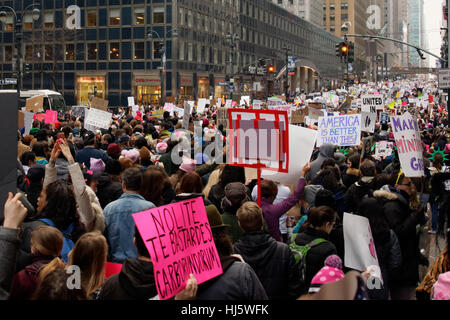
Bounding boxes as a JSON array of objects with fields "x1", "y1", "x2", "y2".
[{"x1": 424, "y1": 0, "x2": 444, "y2": 67}]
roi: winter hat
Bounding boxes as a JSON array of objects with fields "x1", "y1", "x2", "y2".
[
  {"x1": 90, "y1": 158, "x2": 106, "y2": 173},
  {"x1": 221, "y1": 182, "x2": 250, "y2": 211},
  {"x1": 431, "y1": 272, "x2": 450, "y2": 300},
  {"x1": 121, "y1": 149, "x2": 140, "y2": 163},
  {"x1": 156, "y1": 142, "x2": 168, "y2": 154},
  {"x1": 194, "y1": 153, "x2": 210, "y2": 165},
  {"x1": 119, "y1": 135, "x2": 130, "y2": 144},
  {"x1": 304, "y1": 185, "x2": 324, "y2": 206},
  {"x1": 179, "y1": 156, "x2": 197, "y2": 173},
  {"x1": 107, "y1": 143, "x2": 121, "y2": 159},
  {"x1": 205, "y1": 204, "x2": 229, "y2": 229},
  {"x1": 202, "y1": 118, "x2": 210, "y2": 127},
  {"x1": 309, "y1": 255, "x2": 345, "y2": 293}
]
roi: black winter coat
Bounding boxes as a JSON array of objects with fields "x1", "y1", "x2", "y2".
[
  {"x1": 97, "y1": 258, "x2": 158, "y2": 300},
  {"x1": 97, "y1": 174, "x2": 123, "y2": 209},
  {"x1": 374, "y1": 187, "x2": 421, "y2": 287},
  {"x1": 344, "y1": 179, "x2": 377, "y2": 214},
  {"x1": 294, "y1": 227, "x2": 337, "y2": 289},
  {"x1": 233, "y1": 231, "x2": 304, "y2": 299}
]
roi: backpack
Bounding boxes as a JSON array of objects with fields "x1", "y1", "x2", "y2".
[
  {"x1": 289, "y1": 234, "x2": 328, "y2": 281},
  {"x1": 39, "y1": 218, "x2": 74, "y2": 263}
]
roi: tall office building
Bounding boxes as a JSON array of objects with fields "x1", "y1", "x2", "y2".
[
  {"x1": 273, "y1": 0, "x2": 324, "y2": 28},
  {"x1": 409, "y1": 0, "x2": 426, "y2": 67}
]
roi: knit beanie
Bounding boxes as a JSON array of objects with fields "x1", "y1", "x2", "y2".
[
  {"x1": 431, "y1": 272, "x2": 450, "y2": 300},
  {"x1": 309, "y1": 255, "x2": 345, "y2": 293}
]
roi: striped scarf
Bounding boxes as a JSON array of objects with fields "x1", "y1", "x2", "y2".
[{"x1": 417, "y1": 248, "x2": 450, "y2": 296}]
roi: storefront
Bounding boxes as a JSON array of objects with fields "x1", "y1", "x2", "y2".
[
  {"x1": 134, "y1": 74, "x2": 161, "y2": 106},
  {"x1": 214, "y1": 78, "x2": 227, "y2": 99},
  {"x1": 179, "y1": 75, "x2": 194, "y2": 101},
  {"x1": 76, "y1": 76, "x2": 105, "y2": 106},
  {"x1": 197, "y1": 77, "x2": 209, "y2": 99}
]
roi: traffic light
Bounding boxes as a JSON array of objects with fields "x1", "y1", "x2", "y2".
[
  {"x1": 336, "y1": 43, "x2": 341, "y2": 57},
  {"x1": 258, "y1": 58, "x2": 267, "y2": 68},
  {"x1": 347, "y1": 42, "x2": 355, "y2": 63},
  {"x1": 24, "y1": 63, "x2": 31, "y2": 75},
  {"x1": 268, "y1": 65, "x2": 275, "y2": 73},
  {"x1": 417, "y1": 48, "x2": 426, "y2": 60},
  {"x1": 340, "y1": 42, "x2": 349, "y2": 57}
]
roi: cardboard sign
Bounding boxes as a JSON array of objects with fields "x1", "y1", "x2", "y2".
[
  {"x1": 84, "y1": 108, "x2": 112, "y2": 130},
  {"x1": 228, "y1": 109, "x2": 289, "y2": 173},
  {"x1": 290, "y1": 108, "x2": 308, "y2": 124},
  {"x1": 390, "y1": 112, "x2": 424, "y2": 177},
  {"x1": 308, "y1": 102, "x2": 322, "y2": 110},
  {"x1": 18, "y1": 111, "x2": 24, "y2": 128},
  {"x1": 261, "y1": 125, "x2": 317, "y2": 186},
  {"x1": 362, "y1": 94, "x2": 384, "y2": 111},
  {"x1": 90, "y1": 97, "x2": 109, "y2": 111},
  {"x1": 44, "y1": 110, "x2": 58, "y2": 124},
  {"x1": 344, "y1": 213, "x2": 383, "y2": 284},
  {"x1": 317, "y1": 114, "x2": 361, "y2": 147},
  {"x1": 133, "y1": 197, "x2": 222, "y2": 300},
  {"x1": 25, "y1": 95, "x2": 44, "y2": 113}
]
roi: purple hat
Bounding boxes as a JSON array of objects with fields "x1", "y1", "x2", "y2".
[
  {"x1": 121, "y1": 149, "x2": 140, "y2": 163},
  {"x1": 90, "y1": 158, "x2": 105, "y2": 173},
  {"x1": 194, "y1": 153, "x2": 209, "y2": 165}
]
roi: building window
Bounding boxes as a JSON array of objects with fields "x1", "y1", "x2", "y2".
[
  {"x1": 87, "y1": 43, "x2": 97, "y2": 60},
  {"x1": 153, "y1": 7, "x2": 165, "y2": 24},
  {"x1": 25, "y1": 45, "x2": 33, "y2": 61},
  {"x1": 65, "y1": 44, "x2": 75, "y2": 60},
  {"x1": 45, "y1": 44, "x2": 54, "y2": 61},
  {"x1": 110, "y1": 43, "x2": 120, "y2": 59},
  {"x1": 44, "y1": 12, "x2": 54, "y2": 29},
  {"x1": 134, "y1": 7, "x2": 145, "y2": 25},
  {"x1": 330, "y1": 4, "x2": 335, "y2": 10},
  {"x1": 87, "y1": 10, "x2": 97, "y2": 27},
  {"x1": 3, "y1": 15, "x2": 13, "y2": 30},
  {"x1": 4, "y1": 45, "x2": 13, "y2": 61},
  {"x1": 341, "y1": 3, "x2": 349, "y2": 10},
  {"x1": 134, "y1": 42, "x2": 144, "y2": 59},
  {"x1": 341, "y1": 14, "x2": 348, "y2": 20},
  {"x1": 330, "y1": 14, "x2": 335, "y2": 21},
  {"x1": 23, "y1": 14, "x2": 33, "y2": 30},
  {"x1": 153, "y1": 41, "x2": 163, "y2": 59},
  {"x1": 109, "y1": 8, "x2": 121, "y2": 25}
]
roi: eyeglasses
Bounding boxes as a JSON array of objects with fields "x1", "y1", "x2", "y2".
[{"x1": 400, "y1": 181, "x2": 413, "y2": 187}]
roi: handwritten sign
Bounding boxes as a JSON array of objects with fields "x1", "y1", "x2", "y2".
[
  {"x1": 225, "y1": 100, "x2": 232, "y2": 108},
  {"x1": 390, "y1": 112, "x2": 424, "y2": 177},
  {"x1": 362, "y1": 94, "x2": 384, "y2": 111},
  {"x1": 317, "y1": 114, "x2": 361, "y2": 147},
  {"x1": 197, "y1": 99, "x2": 209, "y2": 114},
  {"x1": 26, "y1": 95, "x2": 44, "y2": 113},
  {"x1": 44, "y1": 110, "x2": 58, "y2": 124},
  {"x1": 290, "y1": 108, "x2": 308, "y2": 124},
  {"x1": 90, "y1": 97, "x2": 109, "y2": 111},
  {"x1": 127, "y1": 97, "x2": 135, "y2": 107},
  {"x1": 133, "y1": 197, "x2": 222, "y2": 300},
  {"x1": 361, "y1": 110, "x2": 377, "y2": 133},
  {"x1": 84, "y1": 108, "x2": 112, "y2": 130},
  {"x1": 71, "y1": 106, "x2": 86, "y2": 118},
  {"x1": 151, "y1": 110, "x2": 165, "y2": 118},
  {"x1": 253, "y1": 100, "x2": 262, "y2": 109},
  {"x1": 182, "y1": 102, "x2": 192, "y2": 130}
]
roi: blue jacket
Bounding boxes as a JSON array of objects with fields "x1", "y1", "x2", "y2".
[{"x1": 104, "y1": 193, "x2": 155, "y2": 263}]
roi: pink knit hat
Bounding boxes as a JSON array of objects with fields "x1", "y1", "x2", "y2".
[
  {"x1": 179, "y1": 156, "x2": 197, "y2": 172},
  {"x1": 431, "y1": 272, "x2": 450, "y2": 300},
  {"x1": 156, "y1": 142, "x2": 168, "y2": 154},
  {"x1": 90, "y1": 158, "x2": 105, "y2": 173},
  {"x1": 309, "y1": 255, "x2": 345, "y2": 293},
  {"x1": 121, "y1": 149, "x2": 140, "y2": 163}
]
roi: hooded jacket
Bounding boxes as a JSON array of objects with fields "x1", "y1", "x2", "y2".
[
  {"x1": 306, "y1": 144, "x2": 337, "y2": 182},
  {"x1": 233, "y1": 230, "x2": 304, "y2": 299},
  {"x1": 343, "y1": 177, "x2": 377, "y2": 214},
  {"x1": 97, "y1": 258, "x2": 158, "y2": 300},
  {"x1": 373, "y1": 187, "x2": 421, "y2": 287}
]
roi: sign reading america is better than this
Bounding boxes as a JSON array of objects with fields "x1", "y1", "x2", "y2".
[{"x1": 317, "y1": 114, "x2": 361, "y2": 147}]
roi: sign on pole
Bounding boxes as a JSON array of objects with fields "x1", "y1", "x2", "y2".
[
  {"x1": 438, "y1": 69, "x2": 450, "y2": 89},
  {"x1": 133, "y1": 197, "x2": 222, "y2": 300}
]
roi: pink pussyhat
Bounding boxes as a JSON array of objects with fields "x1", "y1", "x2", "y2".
[
  {"x1": 432, "y1": 272, "x2": 450, "y2": 300},
  {"x1": 309, "y1": 255, "x2": 345, "y2": 293}
]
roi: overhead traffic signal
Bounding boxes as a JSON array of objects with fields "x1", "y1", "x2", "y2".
[
  {"x1": 268, "y1": 65, "x2": 275, "y2": 73},
  {"x1": 347, "y1": 42, "x2": 355, "y2": 63},
  {"x1": 340, "y1": 42, "x2": 349, "y2": 57},
  {"x1": 24, "y1": 63, "x2": 31, "y2": 75}
]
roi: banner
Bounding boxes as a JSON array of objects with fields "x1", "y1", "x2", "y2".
[
  {"x1": 390, "y1": 112, "x2": 424, "y2": 177},
  {"x1": 84, "y1": 108, "x2": 113, "y2": 130},
  {"x1": 261, "y1": 125, "x2": 317, "y2": 186},
  {"x1": 317, "y1": 114, "x2": 361, "y2": 147},
  {"x1": 362, "y1": 94, "x2": 384, "y2": 111},
  {"x1": 133, "y1": 197, "x2": 222, "y2": 300},
  {"x1": 344, "y1": 213, "x2": 383, "y2": 285},
  {"x1": 44, "y1": 110, "x2": 58, "y2": 124}
]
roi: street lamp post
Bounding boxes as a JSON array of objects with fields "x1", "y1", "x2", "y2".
[
  {"x1": 226, "y1": 33, "x2": 240, "y2": 101},
  {"x1": 147, "y1": 28, "x2": 177, "y2": 106},
  {"x1": 0, "y1": 4, "x2": 40, "y2": 107},
  {"x1": 282, "y1": 45, "x2": 290, "y2": 98}
]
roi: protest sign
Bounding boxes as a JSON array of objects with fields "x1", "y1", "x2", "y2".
[
  {"x1": 253, "y1": 100, "x2": 262, "y2": 109},
  {"x1": 380, "y1": 112, "x2": 389, "y2": 124},
  {"x1": 225, "y1": 100, "x2": 232, "y2": 108},
  {"x1": 151, "y1": 110, "x2": 165, "y2": 118},
  {"x1": 84, "y1": 108, "x2": 112, "y2": 130},
  {"x1": 132, "y1": 105, "x2": 139, "y2": 117},
  {"x1": 268, "y1": 97, "x2": 285, "y2": 106},
  {"x1": 308, "y1": 108, "x2": 323, "y2": 121},
  {"x1": 216, "y1": 107, "x2": 229, "y2": 130},
  {"x1": 105, "y1": 262, "x2": 123, "y2": 279},
  {"x1": 240, "y1": 96, "x2": 250, "y2": 107},
  {"x1": 227, "y1": 109, "x2": 289, "y2": 173},
  {"x1": 25, "y1": 95, "x2": 44, "y2": 113},
  {"x1": 23, "y1": 111, "x2": 34, "y2": 135},
  {"x1": 127, "y1": 97, "x2": 135, "y2": 107},
  {"x1": 71, "y1": 106, "x2": 86, "y2": 118},
  {"x1": 361, "y1": 111, "x2": 377, "y2": 133},
  {"x1": 164, "y1": 103, "x2": 176, "y2": 113},
  {"x1": 362, "y1": 94, "x2": 384, "y2": 111},
  {"x1": 18, "y1": 111, "x2": 24, "y2": 128},
  {"x1": 133, "y1": 197, "x2": 222, "y2": 300},
  {"x1": 90, "y1": 97, "x2": 109, "y2": 111},
  {"x1": 173, "y1": 106, "x2": 184, "y2": 117},
  {"x1": 182, "y1": 102, "x2": 192, "y2": 130},
  {"x1": 261, "y1": 125, "x2": 317, "y2": 186},
  {"x1": 44, "y1": 110, "x2": 58, "y2": 124},
  {"x1": 290, "y1": 108, "x2": 308, "y2": 124},
  {"x1": 344, "y1": 213, "x2": 383, "y2": 285},
  {"x1": 197, "y1": 99, "x2": 209, "y2": 114},
  {"x1": 308, "y1": 102, "x2": 322, "y2": 110},
  {"x1": 390, "y1": 112, "x2": 424, "y2": 177},
  {"x1": 375, "y1": 141, "x2": 394, "y2": 160},
  {"x1": 317, "y1": 114, "x2": 361, "y2": 147}
]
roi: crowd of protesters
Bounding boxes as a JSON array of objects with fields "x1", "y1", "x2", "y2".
[{"x1": 1, "y1": 78, "x2": 450, "y2": 301}]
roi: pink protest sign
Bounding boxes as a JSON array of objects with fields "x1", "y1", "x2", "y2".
[
  {"x1": 44, "y1": 110, "x2": 58, "y2": 124},
  {"x1": 133, "y1": 197, "x2": 222, "y2": 300},
  {"x1": 105, "y1": 262, "x2": 122, "y2": 279},
  {"x1": 33, "y1": 113, "x2": 46, "y2": 122}
]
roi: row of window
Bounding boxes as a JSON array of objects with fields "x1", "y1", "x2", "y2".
[
  {"x1": 324, "y1": 3, "x2": 349, "y2": 11},
  {"x1": 1, "y1": 7, "x2": 166, "y2": 31},
  {"x1": 325, "y1": 14, "x2": 349, "y2": 21}
]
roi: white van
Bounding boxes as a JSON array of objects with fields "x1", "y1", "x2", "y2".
[{"x1": 0, "y1": 90, "x2": 67, "y2": 112}]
